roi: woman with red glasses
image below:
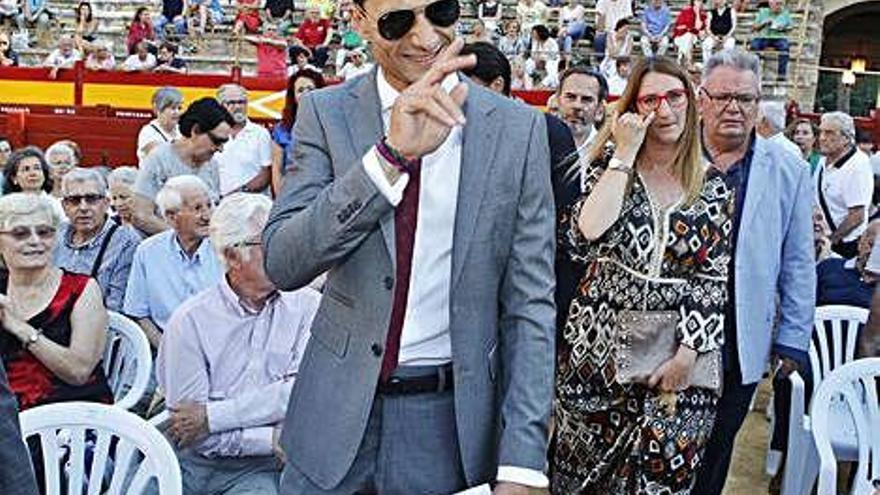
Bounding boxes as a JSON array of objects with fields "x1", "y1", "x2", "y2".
[{"x1": 552, "y1": 57, "x2": 734, "y2": 494}]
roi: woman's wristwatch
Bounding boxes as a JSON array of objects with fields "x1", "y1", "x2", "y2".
[
  {"x1": 23, "y1": 328, "x2": 43, "y2": 350},
  {"x1": 607, "y1": 157, "x2": 634, "y2": 176}
]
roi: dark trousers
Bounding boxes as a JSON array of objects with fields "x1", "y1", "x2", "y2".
[
  {"x1": 692, "y1": 366, "x2": 759, "y2": 495},
  {"x1": 749, "y1": 38, "x2": 790, "y2": 76}
]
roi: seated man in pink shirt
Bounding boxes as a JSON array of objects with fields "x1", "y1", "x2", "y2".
[{"x1": 156, "y1": 192, "x2": 320, "y2": 494}]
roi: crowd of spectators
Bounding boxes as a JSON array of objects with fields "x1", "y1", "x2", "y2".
[{"x1": 0, "y1": 0, "x2": 806, "y2": 87}]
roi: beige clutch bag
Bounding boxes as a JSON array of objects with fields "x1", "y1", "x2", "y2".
[{"x1": 615, "y1": 310, "x2": 722, "y2": 394}]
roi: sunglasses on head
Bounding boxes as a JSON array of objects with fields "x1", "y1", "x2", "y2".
[{"x1": 363, "y1": 0, "x2": 460, "y2": 41}]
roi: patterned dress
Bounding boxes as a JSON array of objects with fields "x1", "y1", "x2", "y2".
[{"x1": 551, "y1": 150, "x2": 734, "y2": 494}]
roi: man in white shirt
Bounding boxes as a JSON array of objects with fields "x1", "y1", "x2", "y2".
[
  {"x1": 817, "y1": 111, "x2": 874, "y2": 259},
  {"x1": 43, "y1": 36, "x2": 81, "y2": 79},
  {"x1": 263, "y1": 1, "x2": 554, "y2": 491},
  {"x1": 214, "y1": 84, "x2": 272, "y2": 195},
  {"x1": 122, "y1": 41, "x2": 158, "y2": 72},
  {"x1": 757, "y1": 100, "x2": 801, "y2": 158},
  {"x1": 594, "y1": 0, "x2": 633, "y2": 54}
]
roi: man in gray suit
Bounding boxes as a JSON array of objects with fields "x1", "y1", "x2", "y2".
[
  {"x1": 262, "y1": 0, "x2": 555, "y2": 492},
  {"x1": 0, "y1": 360, "x2": 39, "y2": 495}
]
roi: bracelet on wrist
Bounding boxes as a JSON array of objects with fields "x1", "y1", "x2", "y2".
[
  {"x1": 377, "y1": 137, "x2": 419, "y2": 174},
  {"x1": 23, "y1": 328, "x2": 43, "y2": 351}
]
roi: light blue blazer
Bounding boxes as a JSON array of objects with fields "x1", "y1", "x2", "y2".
[{"x1": 733, "y1": 136, "x2": 816, "y2": 384}]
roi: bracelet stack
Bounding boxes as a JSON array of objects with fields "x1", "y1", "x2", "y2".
[{"x1": 376, "y1": 137, "x2": 419, "y2": 174}]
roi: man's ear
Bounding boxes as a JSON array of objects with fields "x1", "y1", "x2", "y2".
[
  {"x1": 223, "y1": 246, "x2": 242, "y2": 269},
  {"x1": 490, "y1": 76, "x2": 506, "y2": 95}
]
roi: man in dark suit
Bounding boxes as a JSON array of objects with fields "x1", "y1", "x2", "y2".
[
  {"x1": 264, "y1": 1, "x2": 556, "y2": 492},
  {"x1": 0, "y1": 360, "x2": 39, "y2": 495}
]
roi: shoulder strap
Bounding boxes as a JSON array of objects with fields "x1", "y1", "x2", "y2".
[
  {"x1": 90, "y1": 222, "x2": 120, "y2": 278},
  {"x1": 150, "y1": 123, "x2": 171, "y2": 142},
  {"x1": 817, "y1": 167, "x2": 838, "y2": 232}
]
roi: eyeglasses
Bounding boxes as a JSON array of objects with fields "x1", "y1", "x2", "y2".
[
  {"x1": 361, "y1": 0, "x2": 460, "y2": 41},
  {"x1": 206, "y1": 130, "x2": 229, "y2": 147},
  {"x1": 0, "y1": 225, "x2": 56, "y2": 242},
  {"x1": 234, "y1": 239, "x2": 262, "y2": 248},
  {"x1": 222, "y1": 99, "x2": 247, "y2": 106},
  {"x1": 62, "y1": 194, "x2": 105, "y2": 207},
  {"x1": 635, "y1": 88, "x2": 689, "y2": 112},
  {"x1": 700, "y1": 88, "x2": 759, "y2": 111}
]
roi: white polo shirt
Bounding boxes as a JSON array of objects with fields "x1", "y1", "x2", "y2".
[
  {"x1": 216, "y1": 120, "x2": 272, "y2": 195},
  {"x1": 818, "y1": 147, "x2": 874, "y2": 242}
]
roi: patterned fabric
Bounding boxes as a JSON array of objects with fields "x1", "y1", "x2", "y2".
[{"x1": 551, "y1": 148, "x2": 734, "y2": 494}]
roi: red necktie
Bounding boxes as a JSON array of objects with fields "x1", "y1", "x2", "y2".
[{"x1": 379, "y1": 163, "x2": 421, "y2": 383}]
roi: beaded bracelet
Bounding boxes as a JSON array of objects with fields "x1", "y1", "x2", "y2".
[{"x1": 376, "y1": 136, "x2": 419, "y2": 174}]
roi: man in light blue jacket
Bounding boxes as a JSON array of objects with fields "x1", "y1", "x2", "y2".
[{"x1": 693, "y1": 49, "x2": 816, "y2": 495}]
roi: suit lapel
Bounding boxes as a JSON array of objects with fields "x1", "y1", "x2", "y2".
[
  {"x1": 343, "y1": 69, "x2": 396, "y2": 262},
  {"x1": 740, "y1": 137, "x2": 770, "y2": 236},
  {"x1": 452, "y1": 81, "x2": 500, "y2": 288}
]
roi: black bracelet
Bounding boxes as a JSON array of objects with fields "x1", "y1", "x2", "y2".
[{"x1": 377, "y1": 136, "x2": 419, "y2": 173}]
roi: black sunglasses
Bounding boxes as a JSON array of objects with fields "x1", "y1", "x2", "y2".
[
  {"x1": 206, "y1": 130, "x2": 229, "y2": 147},
  {"x1": 364, "y1": 0, "x2": 460, "y2": 41},
  {"x1": 62, "y1": 194, "x2": 105, "y2": 207}
]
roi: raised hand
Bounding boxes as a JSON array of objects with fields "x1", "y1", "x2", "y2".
[
  {"x1": 386, "y1": 38, "x2": 477, "y2": 160},
  {"x1": 611, "y1": 110, "x2": 656, "y2": 165}
]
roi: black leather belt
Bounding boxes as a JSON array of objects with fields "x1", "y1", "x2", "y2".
[{"x1": 377, "y1": 364, "x2": 454, "y2": 396}]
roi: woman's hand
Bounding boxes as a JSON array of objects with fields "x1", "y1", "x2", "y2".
[
  {"x1": 0, "y1": 294, "x2": 32, "y2": 341},
  {"x1": 648, "y1": 345, "x2": 697, "y2": 392},
  {"x1": 611, "y1": 110, "x2": 655, "y2": 165}
]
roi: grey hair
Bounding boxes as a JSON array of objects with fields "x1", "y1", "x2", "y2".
[
  {"x1": 759, "y1": 100, "x2": 787, "y2": 132},
  {"x1": 702, "y1": 48, "x2": 763, "y2": 91},
  {"x1": 151, "y1": 86, "x2": 184, "y2": 113},
  {"x1": 155, "y1": 175, "x2": 211, "y2": 218},
  {"x1": 821, "y1": 111, "x2": 856, "y2": 141},
  {"x1": 45, "y1": 141, "x2": 78, "y2": 166},
  {"x1": 209, "y1": 192, "x2": 272, "y2": 269},
  {"x1": 0, "y1": 193, "x2": 62, "y2": 231},
  {"x1": 216, "y1": 83, "x2": 247, "y2": 102},
  {"x1": 61, "y1": 167, "x2": 108, "y2": 196},
  {"x1": 107, "y1": 166, "x2": 138, "y2": 188}
]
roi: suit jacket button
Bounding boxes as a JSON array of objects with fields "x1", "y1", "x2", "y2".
[
  {"x1": 371, "y1": 343, "x2": 383, "y2": 357},
  {"x1": 383, "y1": 277, "x2": 394, "y2": 290}
]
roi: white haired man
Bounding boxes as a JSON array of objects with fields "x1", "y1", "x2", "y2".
[
  {"x1": 214, "y1": 84, "x2": 273, "y2": 196},
  {"x1": 123, "y1": 175, "x2": 222, "y2": 350},
  {"x1": 53, "y1": 168, "x2": 142, "y2": 312},
  {"x1": 757, "y1": 100, "x2": 801, "y2": 158},
  {"x1": 817, "y1": 111, "x2": 874, "y2": 259},
  {"x1": 157, "y1": 193, "x2": 319, "y2": 494}
]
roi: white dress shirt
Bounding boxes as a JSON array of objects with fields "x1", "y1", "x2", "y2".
[{"x1": 361, "y1": 68, "x2": 548, "y2": 489}]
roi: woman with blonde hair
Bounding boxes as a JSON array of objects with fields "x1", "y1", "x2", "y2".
[
  {"x1": 551, "y1": 57, "x2": 734, "y2": 493},
  {"x1": 0, "y1": 193, "x2": 110, "y2": 411}
]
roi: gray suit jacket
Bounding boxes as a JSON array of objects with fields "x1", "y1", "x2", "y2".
[
  {"x1": 264, "y1": 70, "x2": 556, "y2": 489},
  {"x1": 0, "y1": 361, "x2": 39, "y2": 495}
]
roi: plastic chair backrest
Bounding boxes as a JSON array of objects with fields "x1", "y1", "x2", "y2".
[
  {"x1": 809, "y1": 305, "x2": 869, "y2": 397},
  {"x1": 811, "y1": 358, "x2": 880, "y2": 495},
  {"x1": 103, "y1": 311, "x2": 152, "y2": 411},
  {"x1": 19, "y1": 401, "x2": 182, "y2": 495}
]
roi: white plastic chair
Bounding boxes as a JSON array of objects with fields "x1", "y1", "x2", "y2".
[
  {"x1": 811, "y1": 358, "x2": 880, "y2": 495},
  {"x1": 103, "y1": 311, "x2": 152, "y2": 411},
  {"x1": 19, "y1": 401, "x2": 182, "y2": 495},
  {"x1": 778, "y1": 305, "x2": 869, "y2": 495}
]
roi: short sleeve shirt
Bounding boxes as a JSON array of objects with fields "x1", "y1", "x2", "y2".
[
  {"x1": 296, "y1": 18, "x2": 331, "y2": 48},
  {"x1": 818, "y1": 148, "x2": 874, "y2": 242},
  {"x1": 133, "y1": 142, "x2": 221, "y2": 201},
  {"x1": 215, "y1": 121, "x2": 273, "y2": 194}
]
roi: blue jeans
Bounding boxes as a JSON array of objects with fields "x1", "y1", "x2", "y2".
[
  {"x1": 561, "y1": 21, "x2": 587, "y2": 53},
  {"x1": 750, "y1": 37, "x2": 789, "y2": 77},
  {"x1": 154, "y1": 15, "x2": 187, "y2": 39}
]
